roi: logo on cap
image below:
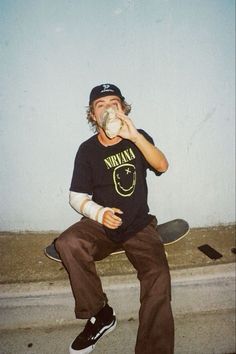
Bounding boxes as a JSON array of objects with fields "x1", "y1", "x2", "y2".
[{"x1": 101, "y1": 84, "x2": 114, "y2": 93}]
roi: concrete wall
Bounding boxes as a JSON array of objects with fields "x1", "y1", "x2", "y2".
[{"x1": 0, "y1": 0, "x2": 235, "y2": 231}]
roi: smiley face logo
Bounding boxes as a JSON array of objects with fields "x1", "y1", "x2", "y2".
[{"x1": 113, "y1": 163, "x2": 136, "y2": 197}]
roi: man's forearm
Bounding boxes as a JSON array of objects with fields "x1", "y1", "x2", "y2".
[
  {"x1": 133, "y1": 132, "x2": 169, "y2": 172},
  {"x1": 69, "y1": 191, "x2": 113, "y2": 224}
]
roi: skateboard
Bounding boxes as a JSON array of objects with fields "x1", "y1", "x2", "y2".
[{"x1": 44, "y1": 219, "x2": 190, "y2": 262}]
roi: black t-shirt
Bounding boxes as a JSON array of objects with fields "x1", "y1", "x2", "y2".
[{"x1": 70, "y1": 129, "x2": 162, "y2": 242}]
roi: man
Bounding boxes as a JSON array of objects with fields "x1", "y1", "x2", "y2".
[{"x1": 55, "y1": 84, "x2": 174, "y2": 354}]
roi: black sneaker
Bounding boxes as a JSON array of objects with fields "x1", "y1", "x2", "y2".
[{"x1": 69, "y1": 304, "x2": 117, "y2": 354}]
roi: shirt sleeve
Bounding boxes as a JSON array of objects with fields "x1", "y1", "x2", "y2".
[{"x1": 70, "y1": 144, "x2": 93, "y2": 194}]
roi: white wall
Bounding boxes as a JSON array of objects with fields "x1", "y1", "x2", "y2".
[{"x1": 0, "y1": 0, "x2": 235, "y2": 231}]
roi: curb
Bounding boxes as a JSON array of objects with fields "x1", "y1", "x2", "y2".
[{"x1": 0, "y1": 263, "x2": 235, "y2": 330}]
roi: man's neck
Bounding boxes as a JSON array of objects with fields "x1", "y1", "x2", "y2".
[{"x1": 97, "y1": 129, "x2": 122, "y2": 147}]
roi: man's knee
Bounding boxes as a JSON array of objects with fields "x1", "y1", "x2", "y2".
[{"x1": 55, "y1": 228, "x2": 89, "y2": 259}]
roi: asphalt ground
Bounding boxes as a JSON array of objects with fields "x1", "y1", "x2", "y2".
[{"x1": 0, "y1": 310, "x2": 235, "y2": 354}]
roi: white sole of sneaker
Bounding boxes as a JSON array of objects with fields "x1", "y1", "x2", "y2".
[{"x1": 69, "y1": 317, "x2": 117, "y2": 354}]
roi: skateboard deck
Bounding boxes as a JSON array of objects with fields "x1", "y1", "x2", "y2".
[{"x1": 44, "y1": 218, "x2": 189, "y2": 262}]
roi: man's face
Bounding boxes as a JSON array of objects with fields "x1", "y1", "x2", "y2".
[{"x1": 92, "y1": 95, "x2": 123, "y2": 127}]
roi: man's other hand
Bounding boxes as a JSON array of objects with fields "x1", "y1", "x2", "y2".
[{"x1": 102, "y1": 208, "x2": 123, "y2": 229}]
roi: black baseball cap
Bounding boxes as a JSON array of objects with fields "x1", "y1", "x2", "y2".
[{"x1": 89, "y1": 83, "x2": 125, "y2": 105}]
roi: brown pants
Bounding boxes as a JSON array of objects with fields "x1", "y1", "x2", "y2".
[{"x1": 55, "y1": 217, "x2": 174, "y2": 354}]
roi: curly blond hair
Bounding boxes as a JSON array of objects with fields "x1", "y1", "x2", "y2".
[{"x1": 86, "y1": 101, "x2": 132, "y2": 132}]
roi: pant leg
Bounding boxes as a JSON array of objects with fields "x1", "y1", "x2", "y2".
[
  {"x1": 55, "y1": 217, "x2": 119, "y2": 319},
  {"x1": 123, "y1": 218, "x2": 174, "y2": 354}
]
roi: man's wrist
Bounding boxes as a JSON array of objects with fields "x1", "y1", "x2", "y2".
[{"x1": 131, "y1": 132, "x2": 142, "y2": 144}]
